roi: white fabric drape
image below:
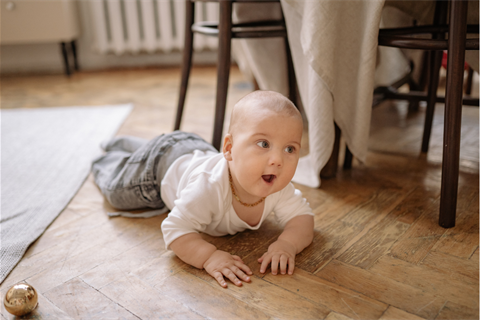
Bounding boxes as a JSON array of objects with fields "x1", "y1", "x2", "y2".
[{"x1": 234, "y1": 0, "x2": 384, "y2": 188}]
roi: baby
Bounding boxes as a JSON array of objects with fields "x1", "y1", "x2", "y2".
[{"x1": 92, "y1": 90, "x2": 314, "y2": 288}]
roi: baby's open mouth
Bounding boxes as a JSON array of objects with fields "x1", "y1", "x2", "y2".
[{"x1": 262, "y1": 175, "x2": 276, "y2": 183}]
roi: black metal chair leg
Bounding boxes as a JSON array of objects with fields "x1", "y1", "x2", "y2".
[
  {"x1": 439, "y1": 0, "x2": 468, "y2": 228},
  {"x1": 174, "y1": 1, "x2": 195, "y2": 131},
  {"x1": 211, "y1": 1, "x2": 233, "y2": 150},
  {"x1": 60, "y1": 42, "x2": 71, "y2": 76}
]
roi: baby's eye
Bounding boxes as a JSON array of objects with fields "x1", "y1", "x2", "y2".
[
  {"x1": 257, "y1": 140, "x2": 269, "y2": 148},
  {"x1": 285, "y1": 146, "x2": 295, "y2": 153}
]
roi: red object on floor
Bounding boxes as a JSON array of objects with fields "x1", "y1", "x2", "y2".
[{"x1": 442, "y1": 51, "x2": 469, "y2": 70}]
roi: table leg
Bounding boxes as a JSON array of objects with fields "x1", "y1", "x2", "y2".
[{"x1": 320, "y1": 123, "x2": 341, "y2": 179}]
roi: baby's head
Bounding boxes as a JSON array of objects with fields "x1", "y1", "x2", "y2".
[
  {"x1": 227, "y1": 90, "x2": 302, "y2": 137},
  {"x1": 223, "y1": 90, "x2": 303, "y2": 201}
]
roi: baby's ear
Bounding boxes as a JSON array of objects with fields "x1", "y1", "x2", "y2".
[{"x1": 223, "y1": 134, "x2": 233, "y2": 161}]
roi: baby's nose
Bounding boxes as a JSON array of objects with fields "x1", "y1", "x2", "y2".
[{"x1": 269, "y1": 151, "x2": 283, "y2": 166}]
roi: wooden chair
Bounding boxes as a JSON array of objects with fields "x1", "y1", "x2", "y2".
[
  {"x1": 173, "y1": 0, "x2": 297, "y2": 150},
  {"x1": 346, "y1": 0, "x2": 479, "y2": 228}
]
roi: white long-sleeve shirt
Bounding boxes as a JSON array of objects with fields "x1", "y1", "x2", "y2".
[{"x1": 160, "y1": 150, "x2": 313, "y2": 249}]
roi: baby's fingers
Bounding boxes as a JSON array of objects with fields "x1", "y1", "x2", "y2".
[
  {"x1": 213, "y1": 271, "x2": 228, "y2": 288},
  {"x1": 271, "y1": 255, "x2": 280, "y2": 275},
  {"x1": 232, "y1": 265, "x2": 251, "y2": 283},
  {"x1": 280, "y1": 255, "x2": 295, "y2": 275},
  {"x1": 279, "y1": 255, "x2": 289, "y2": 275},
  {"x1": 274, "y1": 255, "x2": 295, "y2": 275},
  {"x1": 287, "y1": 257, "x2": 295, "y2": 275},
  {"x1": 259, "y1": 254, "x2": 272, "y2": 274},
  {"x1": 236, "y1": 262, "x2": 253, "y2": 276},
  {"x1": 222, "y1": 268, "x2": 243, "y2": 287}
]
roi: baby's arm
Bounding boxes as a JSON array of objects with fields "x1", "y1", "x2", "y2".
[
  {"x1": 170, "y1": 233, "x2": 252, "y2": 288},
  {"x1": 258, "y1": 214, "x2": 314, "y2": 275}
]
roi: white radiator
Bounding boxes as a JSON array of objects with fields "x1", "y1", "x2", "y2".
[{"x1": 90, "y1": 0, "x2": 218, "y2": 55}]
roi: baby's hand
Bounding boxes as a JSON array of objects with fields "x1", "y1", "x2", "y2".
[
  {"x1": 258, "y1": 239, "x2": 296, "y2": 275},
  {"x1": 203, "y1": 250, "x2": 252, "y2": 288}
]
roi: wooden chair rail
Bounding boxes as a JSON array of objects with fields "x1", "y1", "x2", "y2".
[
  {"x1": 379, "y1": 24, "x2": 479, "y2": 50},
  {"x1": 192, "y1": 0, "x2": 280, "y2": 2},
  {"x1": 379, "y1": 24, "x2": 479, "y2": 36},
  {"x1": 378, "y1": 35, "x2": 479, "y2": 50},
  {"x1": 192, "y1": 21, "x2": 287, "y2": 38}
]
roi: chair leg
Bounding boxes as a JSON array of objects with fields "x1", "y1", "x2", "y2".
[
  {"x1": 211, "y1": 1, "x2": 233, "y2": 150},
  {"x1": 421, "y1": 50, "x2": 443, "y2": 152},
  {"x1": 439, "y1": 0, "x2": 468, "y2": 228},
  {"x1": 418, "y1": 50, "x2": 430, "y2": 92},
  {"x1": 421, "y1": 0, "x2": 448, "y2": 153},
  {"x1": 402, "y1": 59, "x2": 420, "y2": 112},
  {"x1": 71, "y1": 40, "x2": 79, "y2": 71},
  {"x1": 60, "y1": 42, "x2": 71, "y2": 76},
  {"x1": 174, "y1": 1, "x2": 195, "y2": 131}
]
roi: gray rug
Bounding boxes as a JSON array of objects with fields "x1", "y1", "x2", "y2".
[{"x1": 1, "y1": 105, "x2": 132, "y2": 283}]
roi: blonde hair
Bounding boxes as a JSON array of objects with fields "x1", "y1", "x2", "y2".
[{"x1": 228, "y1": 90, "x2": 302, "y2": 134}]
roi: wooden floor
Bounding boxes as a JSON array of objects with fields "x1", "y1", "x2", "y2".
[{"x1": 1, "y1": 66, "x2": 478, "y2": 320}]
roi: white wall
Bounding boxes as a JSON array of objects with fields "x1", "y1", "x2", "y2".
[{"x1": 0, "y1": 1, "x2": 216, "y2": 75}]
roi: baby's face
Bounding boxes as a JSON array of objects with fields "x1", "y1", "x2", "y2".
[{"x1": 225, "y1": 108, "x2": 303, "y2": 200}]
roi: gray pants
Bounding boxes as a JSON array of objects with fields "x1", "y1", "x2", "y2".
[{"x1": 92, "y1": 131, "x2": 217, "y2": 211}]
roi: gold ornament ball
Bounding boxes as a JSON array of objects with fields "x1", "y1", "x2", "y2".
[{"x1": 4, "y1": 283, "x2": 38, "y2": 316}]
